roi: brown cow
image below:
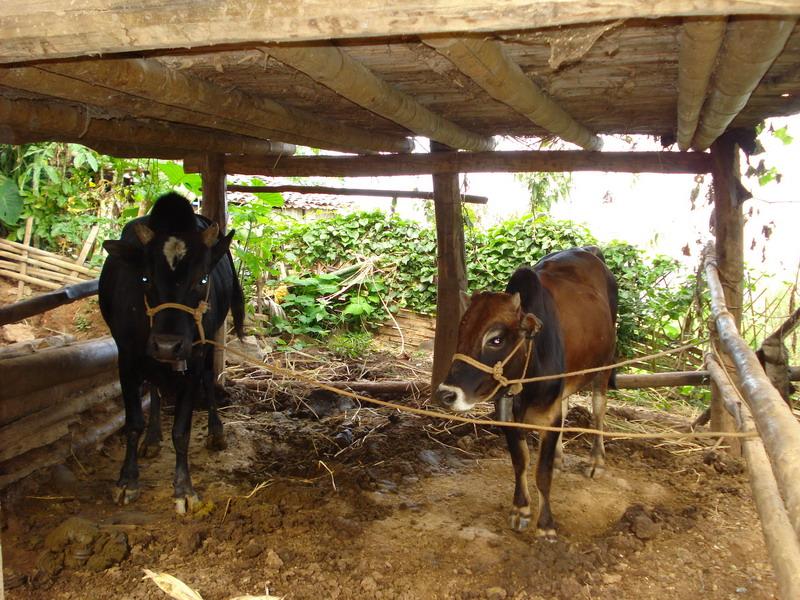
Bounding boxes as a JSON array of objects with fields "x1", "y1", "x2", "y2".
[{"x1": 435, "y1": 246, "x2": 617, "y2": 537}]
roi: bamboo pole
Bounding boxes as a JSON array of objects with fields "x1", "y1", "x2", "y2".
[
  {"x1": 207, "y1": 150, "x2": 714, "y2": 178},
  {"x1": 0, "y1": 96, "x2": 297, "y2": 158},
  {"x1": 0, "y1": 279, "x2": 99, "y2": 327},
  {"x1": 69, "y1": 225, "x2": 99, "y2": 279},
  {"x1": 706, "y1": 352, "x2": 800, "y2": 599},
  {"x1": 692, "y1": 16, "x2": 798, "y2": 150},
  {"x1": 0, "y1": 238, "x2": 99, "y2": 276},
  {"x1": 705, "y1": 246, "x2": 800, "y2": 538},
  {"x1": 423, "y1": 36, "x2": 602, "y2": 151},
  {"x1": 264, "y1": 45, "x2": 495, "y2": 152},
  {"x1": 41, "y1": 59, "x2": 413, "y2": 154},
  {"x1": 16, "y1": 217, "x2": 33, "y2": 300},
  {"x1": 677, "y1": 17, "x2": 727, "y2": 151},
  {"x1": 0, "y1": 66, "x2": 392, "y2": 155},
  {"x1": 0, "y1": 260, "x2": 86, "y2": 285},
  {"x1": 0, "y1": 337, "x2": 118, "y2": 400},
  {"x1": 0, "y1": 268, "x2": 63, "y2": 290},
  {"x1": 0, "y1": 380, "x2": 121, "y2": 463},
  {"x1": 226, "y1": 184, "x2": 489, "y2": 204}
]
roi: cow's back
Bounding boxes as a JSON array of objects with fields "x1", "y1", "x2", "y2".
[{"x1": 535, "y1": 248, "x2": 617, "y2": 392}]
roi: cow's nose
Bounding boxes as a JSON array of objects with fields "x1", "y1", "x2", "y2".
[
  {"x1": 149, "y1": 334, "x2": 186, "y2": 360},
  {"x1": 436, "y1": 386, "x2": 457, "y2": 407}
]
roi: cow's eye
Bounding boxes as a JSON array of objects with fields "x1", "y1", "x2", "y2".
[
  {"x1": 141, "y1": 275, "x2": 149, "y2": 284},
  {"x1": 200, "y1": 274, "x2": 209, "y2": 285},
  {"x1": 488, "y1": 336, "x2": 503, "y2": 347}
]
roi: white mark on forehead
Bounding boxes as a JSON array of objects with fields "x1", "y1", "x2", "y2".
[{"x1": 163, "y1": 236, "x2": 187, "y2": 271}]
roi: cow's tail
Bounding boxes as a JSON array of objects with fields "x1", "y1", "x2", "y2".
[{"x1": 608, "y1": 367, "x2": 617, "y2": 390}]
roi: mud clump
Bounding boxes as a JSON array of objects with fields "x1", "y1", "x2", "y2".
[{"x1": 35, "y1": 516, "x2": 129, "y2": 581}]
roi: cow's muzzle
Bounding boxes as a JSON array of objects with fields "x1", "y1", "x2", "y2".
[{"x1": 148, "y1": 334, "x2": 190, "y2": 370}]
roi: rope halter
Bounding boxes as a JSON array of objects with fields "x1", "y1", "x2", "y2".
[
  {"x1": 143, "y1": 282, "x2": 212, "y2": 346},
  {"x1": 450, "y1": 330, "x2": 535, "y2": 400}
]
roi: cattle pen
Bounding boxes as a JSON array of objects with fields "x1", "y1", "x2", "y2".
[{"x1": 2, "y1": 2, "x2": 800, "y2": 599}]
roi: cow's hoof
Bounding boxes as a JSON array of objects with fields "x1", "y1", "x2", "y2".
[
  {"x1": 536, "y1": 527, "x2": 557, "y2": 541},
  {"x1": 112, "y1": 485, "x2": 140, "y2": 505},
  {"x1": 584, "y1": 462, "x2": 605, "y2": 479},
  {"x1": 174, "y1": 493, "x2": 201, "y2": 515},
  {"x1": 510, "y1": 511, "x2": 531, "y2": 532},
  {"x1": 138, "y1": 441, "x2": 161, "y2": 458},
  {"x1": 205, "y1": 433, "x2": 227, "y2": 451}
]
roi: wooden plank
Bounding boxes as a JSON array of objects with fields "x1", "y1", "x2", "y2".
[
  {"x1": 3, "y1": 1, "x2": 800, "y2": 64},
  {"x1": 705, "y1": 246, "x2": 800, "y2": 539},
  {"x1": 210, "y1": 150, "x2": 714, "y2": 178},
  {"x1": 0, "y1": 238, "x2": 99, "y2": 276},
  {"x1": 424, "y1": 36, "x2": 601, "y2": 150},
  {"x1": 16, "y1": 217, "x2": 33, "y2": 300},
  {"x1": 430, "y1": 142, "x2": 467, "y2": 392},
  {"x1": 226, "y1": 184, "x2": 488, "y2": 204},
  {"x1": 0, "y1": 96, "x2": 296, "y2": 157},
  {"x1": 692, "y1": 16, "x2": 798, "y2": 150},
  {"x1": 0, "y1": 279, "x2": 99, "y2": 327},
  {"x1": 265, "y1": 45, "x2": 495, "y2": 152}
]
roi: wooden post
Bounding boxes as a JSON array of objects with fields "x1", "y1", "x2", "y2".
[
  {"x1": 200, "y1": 154, "x2": 227, "y2": 381},
  {"x1": 430, "y1": 142, "x2": 467, "y2": 394},
  {"x1": 710, "y1": 133, "x2": 744, "y2": 456}
]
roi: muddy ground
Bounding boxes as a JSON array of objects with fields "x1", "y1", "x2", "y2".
[
  {"x1": 2, "y1": 363, "x2": 777, "y2": 600},
  {"x1": 0, "y1": 277, "x2": 778, "y2": 599}
]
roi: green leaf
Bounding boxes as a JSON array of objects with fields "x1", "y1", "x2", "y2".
[
  {"x1": 0, "y1": 174, "x2": 23, "y2": 226},
  {"x1": 772, "y1": 125, "x2": 793, "y2": 145}
]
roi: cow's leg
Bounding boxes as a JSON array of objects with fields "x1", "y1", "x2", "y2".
[
  {"x1": 113, "y1": 355, "x2": 144, "y2": 505},
  {"x1": 553, "y1": 396, "x2": 568, "y2": 470},
  {"x1": 202, "y1": 361, "x2": 226, "y2": 451},
  {"x1": 534, "y1": 419, "x2": 561, "y2": 539},
  {"x1": 585, "y1": 376, "x2": 608, "y2": 478},
  {"x1": 504, "y1": 427, "x2": 532, "y2": 532},
  {"x1": 172, "y1": 378, "x2": 200, "y2": 514},
  {"x1": 139, "y1": 383, "x2": 163, "y2": 458}
]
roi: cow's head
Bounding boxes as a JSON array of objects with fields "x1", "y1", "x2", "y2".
[
  {"x1": 104, "y1": 222, "x2": 234, "y2": 367},
  {"x1": 435, "y1": 291, "x2": 541, "y2": 412}
]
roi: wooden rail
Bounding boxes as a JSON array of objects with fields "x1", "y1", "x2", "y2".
[
  {"x1": 704, "y1": 247, "x2": 800, "y2": 539},
  {"x1": 0, "y1": 279, "x2": 99, "y2": 326},
  {"x1": 226, "y1": 184, "x2": 488, "y2": 204}
]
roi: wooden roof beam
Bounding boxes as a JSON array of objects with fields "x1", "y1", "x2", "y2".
[
  {"x1": 187, "y1": 150, "x2": 713, "y2": 178},
  {"x1": 0, "y1": 68, "x2": 357, "y2": 153},
  {"x1": 263, "y1": 45, "x2": 496, "y2": 152},
  {"x1": 4, "y1": 1, "x2": 800, "y2": 64},
  {"x1": 226, "y1": 183, "x2": 488, "y2": 204},
  {"x1": 676, "y1": 17, "x2": 727, "y2": 151},
  {"x1": 692, "y1": 16, "x2": 798, "y2": 151},
  {"x1": 423, "y1": 36, "x2": 602, "y2": 150},
  {"x1": 40, "y1": 58, "x2": 412, "y2": 154},
  {"x1": 0, "y1": 96, "x2": 296, "y2": 157}
]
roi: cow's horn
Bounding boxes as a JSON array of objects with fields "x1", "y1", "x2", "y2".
[
  {"x1": 202, "y1": 223, "x2": 219, "y2": 247},
  {"x1": 133, "y1": 223, "x2": 154, "y2": 245}
]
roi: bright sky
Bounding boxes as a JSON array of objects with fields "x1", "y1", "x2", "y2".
[{"x1": 324, "y1": 116, "x2": 799, "y2": 283}]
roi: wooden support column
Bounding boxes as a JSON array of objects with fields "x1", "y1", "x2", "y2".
[
  {"x1": 430, "y1": 142, "x2": 467, "y2": 394},
  {"x1": 200, "y1": 154, "x2": 227, "y2": 381},
  {"x1": 710, "y1": 133, "x2": 744, "y2": 456}
]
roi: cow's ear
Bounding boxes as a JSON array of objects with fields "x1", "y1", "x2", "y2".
[
  {"x1": 209, "y1": 229, "x2": 235, "y2": 265},
  {"x1": 510, "y1": 292, "x2": 521, "y2": 310},
  {"x1": 521, "y1": 312, "x2": 542, "y2": 335},
  {"x1": 201, "y1": 223, "x2": 220, "y2": 248},
  {"x1": 103, "y1": 240, "x2": 143, "y2": 266}
]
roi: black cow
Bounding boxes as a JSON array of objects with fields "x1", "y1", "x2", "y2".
[
  {"x1": 99, "y1": 192, "x2": 245, "y2": 512},
  {"x1": 435, "y1": 247, "x2": 617, "y2": 537}
]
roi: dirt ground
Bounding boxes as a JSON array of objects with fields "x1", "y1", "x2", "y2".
[{"x1": 0, "y1": 276, "x2": 778, "y2": 599}]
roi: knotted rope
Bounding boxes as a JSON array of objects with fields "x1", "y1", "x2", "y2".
[{"x1": 144, "y1": 283, "x2": 212, "y2": 345}]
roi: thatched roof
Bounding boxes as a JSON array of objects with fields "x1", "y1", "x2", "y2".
[{"x1": 1, "y1": 3, "x2": 799, "y2": 161}]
